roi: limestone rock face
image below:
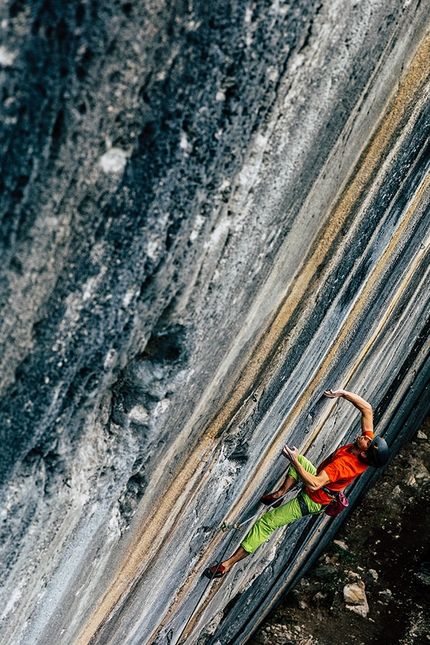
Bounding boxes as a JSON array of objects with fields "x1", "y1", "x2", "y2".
[{"x1": 0, "y1": 1, "x2": 429, "y2": 645}]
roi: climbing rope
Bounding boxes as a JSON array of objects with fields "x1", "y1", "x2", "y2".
[
  {"x1": 157, "y1": 491, "x2": 293, "y2": 645},
  {"x1": 220, "y1": 491, "x2": 291, "y2": 533},
  {"x1": 165, "y1": 525, "x2": 239, "y2": 645}
]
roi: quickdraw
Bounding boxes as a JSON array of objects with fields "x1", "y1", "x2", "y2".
[
  {"x1": 157, "y1": 490, "x2": 292, "y2": 644},
  {"x1": 221, "y1": 521, "x2": 243, "y2": 532}
]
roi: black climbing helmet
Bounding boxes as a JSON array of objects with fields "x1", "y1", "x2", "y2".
[{"x1": 367, "y1": 436, "x2": 390, "y2": 468}]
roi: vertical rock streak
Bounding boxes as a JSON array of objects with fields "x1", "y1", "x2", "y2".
[{"x1": 73, "y1": 23, "x2": 430, "y2": 645}]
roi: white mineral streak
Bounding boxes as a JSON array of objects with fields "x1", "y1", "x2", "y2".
[
  {"x1": 0, "y1": 45, "x2": 17, "y2": 66},
  {"x1": 100, "y1": 148, "x2": 128, "y2": 174}
]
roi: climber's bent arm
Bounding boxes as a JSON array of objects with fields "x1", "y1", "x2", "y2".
[{"x1": 282, "y1": 446, "x2": 330, "y2": 491}]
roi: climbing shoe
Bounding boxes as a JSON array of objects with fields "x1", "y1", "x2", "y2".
[
  {"x1": 260, "y1": 493, "x2": 283, "y2": 508},
  {"x1": 204, "y1": 564, "x2": 227, "y2": 579}
]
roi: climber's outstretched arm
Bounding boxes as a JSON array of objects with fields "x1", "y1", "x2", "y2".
[{"x1": 324, "y1": 389, "x2": 373, "y2": 435}]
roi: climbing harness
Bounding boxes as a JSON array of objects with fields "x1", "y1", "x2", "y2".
[
  {"x1": 297, "y1": 491, "x2": 310, "y2": 516},
  {"x1": 322, "y1": 487, "x2": 349, "y2": 516}
]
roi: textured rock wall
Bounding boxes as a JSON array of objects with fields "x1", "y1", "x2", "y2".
[{"x1": 0, "y1": 1, "x2": 429, "y2": 645}]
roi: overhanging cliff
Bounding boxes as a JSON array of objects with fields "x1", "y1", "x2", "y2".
[{"x1": 0, "y1": 1, "x2": 429, "y2": 645}]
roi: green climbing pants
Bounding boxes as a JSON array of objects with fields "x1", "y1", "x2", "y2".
[{"x1": 240, "y1": 455, "x2": 323, "y2": 554}]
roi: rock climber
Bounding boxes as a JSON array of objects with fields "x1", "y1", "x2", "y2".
[{"x1": 204, "y1": 389, "x2": 390, "y2": 579}]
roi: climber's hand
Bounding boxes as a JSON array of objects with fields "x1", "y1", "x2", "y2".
[
  {"x1": 282, "y1": 445, "x2": 299, "y2": 462},
  {"x1": 324, "y1": 389, "x2": 344, "y2": 399}
]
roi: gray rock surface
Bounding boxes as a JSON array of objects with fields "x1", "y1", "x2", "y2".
[{"x1": 0, "y1": 1, "x2": 429, "y2": 645}]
